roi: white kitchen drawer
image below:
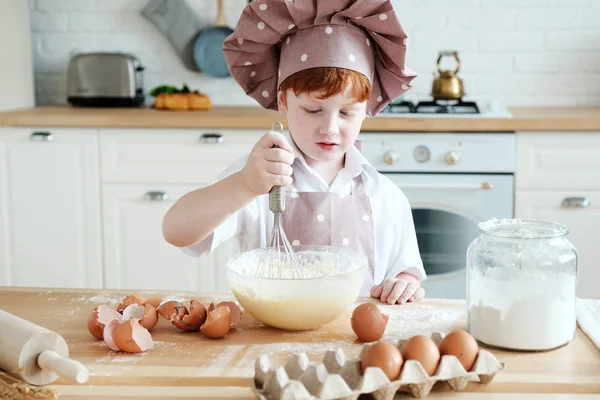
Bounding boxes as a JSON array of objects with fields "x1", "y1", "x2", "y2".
[
  {"x1": 102, "y1": 183, "x2": 235, "y2": 293},
  {"x1": 516, "y1": 132, "x2": 600, "y2": 190},
  {"x1": 515, "y1": 189, "x2": 600, "y2": 299},
  {"x1": 99, "y1": 128, "x2": 264, "y2": 184}
]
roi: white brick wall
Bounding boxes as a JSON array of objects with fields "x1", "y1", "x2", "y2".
[{"x1": 30, "y1": 0, "x2": 600, "y2": 107}]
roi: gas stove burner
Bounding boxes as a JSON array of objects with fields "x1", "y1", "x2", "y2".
[
  {"x1": 415, "y1": 100, "x2": 480, "y2": 114},
  {"x1": 382, "y1": 101, "x2": 415, "y2": 114}
]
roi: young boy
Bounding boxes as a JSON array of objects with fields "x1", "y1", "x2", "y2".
[{"x1": 162, "y1": 0, "x2": 426, "y2": 305}]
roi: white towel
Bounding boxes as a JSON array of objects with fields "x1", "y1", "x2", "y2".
[{"x1": 576, "y1": 298, "x2": 600, "y2": 350}]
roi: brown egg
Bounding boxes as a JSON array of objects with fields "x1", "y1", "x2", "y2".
[
  {"x1": 87, "y1": 305, "x2": 123, "y2": 339},
  {"x1": 157, "y1": 300, "x2": 183, "y2": 320},
  {"x1": 117, "y1": 293, "x2": 145, "y2": 313},
  {"x1": 351, "y1": 303, "x2": 389, "y2": 342},
  {"x1": 112, "y1": 318, "x2": 153, "y2": 353},
  {"x1": 361, "y1": 341, "x2": 403, "y2": 381},
  {"x1": 200, "y1": 306, "x2": 231, "y2": 339},
  {"x1": 207, "y1": 302, "x2": 215, "y2": 313},
  {"x1": 438, "y1": 330, "x2": 479, "y2": 371},
  {"x1": 400, "y1": 335, "x2": 441, "y2": 376},
  {"x1": 172, "y1": 299, "x2": 207, "y2": 331},
  {"x1": 216, "y1": 301, "x2": 242, "y2": 327},
  {"x1": 139, "y1": 304, "x2": 159, "y2": 331},
  {"x1": 143, "y1": 295, "x2": 162, "y2": 309}
]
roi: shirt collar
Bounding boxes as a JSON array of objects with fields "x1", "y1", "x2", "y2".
[{"x1": 284, "y1": 132, "x2": 380, "y2": 187}]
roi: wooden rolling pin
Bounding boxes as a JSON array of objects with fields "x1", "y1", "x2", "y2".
[{"x1": 0, "y1": 308, "x2": 89, "y2": 386}]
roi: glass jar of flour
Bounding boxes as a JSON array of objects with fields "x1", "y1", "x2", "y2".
[{"x1": 466, "y1": 218, "x2": 578, "y2": 351}]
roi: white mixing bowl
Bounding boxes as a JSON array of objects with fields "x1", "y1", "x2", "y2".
[{"x1": 226, "y1": 245, "x2": 367, "y2": 331}]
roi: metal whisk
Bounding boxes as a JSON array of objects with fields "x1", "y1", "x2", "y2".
[{"x1": 255, "y1": 122, "x2": 304, "y2": 279}]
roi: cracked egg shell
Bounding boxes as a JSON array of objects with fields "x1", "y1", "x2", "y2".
[
  {"x1": 88, "y1": 305, "x2": 123, "y2": 339},
  {"x1": 112, "y1": 318, "x2": 153, "y2": 353},
  {"x1": 157, "y1": 300, "x2": 183, "y2": 320},
  {"x1": 139, "y1": 304, "x2": 159, "y2": 331},
  {"x1": 207, "y1": 302, "x2": 215, "y2": 313},
  {"x1": 351, "y1": 303, "x2": 389, "y2": 342},
  {"x1": 143, "y1": 295, "x2": 162, "y2": 309},
  {"x1": 172, "y1": 299, "x2": 207, "y2": 331},
  {"x1": 200, "y1": 306, "x2": 231, "y2": 339},
  {"x1": 103, "y1": 319, "x2": 122, "y2": 351},
  {"x1": 117, "y1": 293, "x2": 145, "y2": 313},
  {"x1": 215, "y1": 301, "x2": 242, "y2": 327}
]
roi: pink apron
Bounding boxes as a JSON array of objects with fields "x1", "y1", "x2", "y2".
[{"x1": 281, "y1": 174, "x2": 376, "y2": 296}]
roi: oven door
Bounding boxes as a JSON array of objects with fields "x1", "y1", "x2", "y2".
[{"x1": 384, "y1": 173, "x2": 514, "y2": 299}]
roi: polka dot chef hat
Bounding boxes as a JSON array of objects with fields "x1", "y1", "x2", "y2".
[{"x1": 223, "y1": 0, "x2": 417, "y2": 117}]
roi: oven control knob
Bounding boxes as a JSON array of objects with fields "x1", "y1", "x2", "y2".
[
  {"x1": 383, "y1": 150, "x2": 399, "y2": 165},
  {"x1": 414, "y1": 145, "x2": 431, "y2": 163},
  {"x1": 445, "y1": 151, "x2": 461, "y2": 165}
]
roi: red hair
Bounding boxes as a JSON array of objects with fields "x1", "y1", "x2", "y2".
[{"x1": 279, "y1": 67, "x2": 371, "y2": 105}]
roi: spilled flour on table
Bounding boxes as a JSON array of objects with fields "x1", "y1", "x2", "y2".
[{"x1": 378, "y1": 302, "x2": 466, "y2": 342}]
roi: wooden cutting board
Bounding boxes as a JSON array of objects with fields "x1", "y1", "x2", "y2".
[{"x1": 0, "y1": 287, "x2": 599, "y2": 399}]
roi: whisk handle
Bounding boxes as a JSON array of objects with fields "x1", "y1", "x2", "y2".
[
  {"x1": 269, "y1": 121, "x2": 287, "y2": 213},
  {"x1": 269, "y1": 185, "x2": 285, "y2": 212}
]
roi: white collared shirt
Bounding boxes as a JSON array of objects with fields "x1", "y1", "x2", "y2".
[{"x1": 182, "y1": 134, "x2": 426, "y2": 292}]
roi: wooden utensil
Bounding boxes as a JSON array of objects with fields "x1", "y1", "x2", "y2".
[{"x1": 0, "y1": 308, "x2": 89, "y2": 386}]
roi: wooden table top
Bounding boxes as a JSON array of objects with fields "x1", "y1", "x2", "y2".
[{"x1": 0, "y1": 286, "x2": 599, "y2": 399}]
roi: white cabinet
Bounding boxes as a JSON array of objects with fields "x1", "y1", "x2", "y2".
[
  {"x1": 99, "y1": 128, "x2": 263, "y2": 184},
  {"x1": 516, "y1": 132, "x2": 600, "y2": 299},
  {"x1": 98, "y1": 128, "x2": 259, "y2": 293},
  {"x1": 0, "y1": 128, "x2": 102, "y2": 288},
  {"x1": 101, "y1": 184, "x2": 236, "y2": 293}
]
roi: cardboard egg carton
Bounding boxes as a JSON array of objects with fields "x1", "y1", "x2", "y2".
[{"x1": 251, "y1": 332, "x2": 505, "y2": 399}]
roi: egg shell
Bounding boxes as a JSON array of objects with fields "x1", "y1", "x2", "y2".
[
  {"x1": 207, "y1": 302, "x2": 215, "y2": 313},
  {"x1": 157, "y1": 300, "x2": 183, "y2": 320},
  {"x1": 361, "y1": 341, "x2": 403, "y2": 381},
  {"x1": 139, "y1": 304, "x2": 159, "y2": 331},
  {"x1": 400, "y1": 335, "x2": 441, "y2": 376},
  {"x1": 112, "y1": 318, "x2": 154, "y2": 353},
  {"x1": 103, "y1": 319, "x2": 122, "y2": 351},
  {"x1": 438, "y1": 330, "x2": 479, "y2": 371},
  {"x1": 122, "y1": 303, "x2": 146, "y2": 320},
  {"x1": 87, "y1": 305, "x2": 123, "y2": 339},
  {"x1": 117, "y1": 293, "x2": 145, "y2": 313},
  {"x1": 173, "y1": 299, "x2": 207, "y2": 331},
  {"x1": 215, "y1": 301, "x2": 242, "y2": 327},
  {"x1": 143, "y1": 295, "x2": 162, "y2": 309},
  {"x1": 200, "y1": 306, "x2": 231, "y2": 339},
  {"x1": 351, "y1": 303, "x2": 389, "y2": 342}
]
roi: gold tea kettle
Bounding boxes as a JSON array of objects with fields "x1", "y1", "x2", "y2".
[{"x1": 431, "y1": 51, "x2": 464, "y2": 100}]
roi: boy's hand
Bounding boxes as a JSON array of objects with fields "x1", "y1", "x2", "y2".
[
  {"x1": 239, "y1": 131, "x2": 295, "y2": 196},
  {"x1": 370, "y1": 275, "x2": 425, "y2": 305}
]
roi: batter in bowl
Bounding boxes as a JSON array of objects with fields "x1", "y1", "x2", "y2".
[{"x1": 226, "y1": 253, "x2": 366, "y2": 331}]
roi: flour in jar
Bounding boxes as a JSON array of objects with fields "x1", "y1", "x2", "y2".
[{"x1": 469, "y1": 266, "x2": 576, "y2": 351}]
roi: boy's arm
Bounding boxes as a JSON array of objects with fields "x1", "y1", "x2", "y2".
[
  {"x1": 162, "y1": 171, "x2": 255, "y2": 248},
  {"x1": 162, "y1": 130, "x2": 295, "y2": 249},
  {"x1": 371, "y1": 186, "x2": 426, "y2": 304}
]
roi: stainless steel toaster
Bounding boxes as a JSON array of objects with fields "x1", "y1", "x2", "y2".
[{"x1": 67, "y1": 52, "x2": 145, "y2": 107}]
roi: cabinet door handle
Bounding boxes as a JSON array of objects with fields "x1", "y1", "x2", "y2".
[
  {"x1": 30, "y1": 131, "x2": 54, "y2": 141},
  {"x1": 561, "y1": 197, "x2": 590, "y2": 208},
  {"x1": 145, "y1": 191, "x2": 168, "y2": 201},
  {"x1": 200, "y1": 133, "x2": 224, "y2": 144}
]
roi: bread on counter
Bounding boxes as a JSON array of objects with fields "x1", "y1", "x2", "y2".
[
  {"x1": 150, "y1": 84, "x2": 212, "y2": 111},
  {"x1": 154, "y1": 92, "x2": 212, "y2": 111}
]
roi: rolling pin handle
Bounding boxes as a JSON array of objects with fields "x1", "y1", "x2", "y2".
[{"x1": 37, "y1": 350, "x2": 89, "y2": 384}]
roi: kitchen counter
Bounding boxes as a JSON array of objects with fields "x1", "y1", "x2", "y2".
[
  {"x1": 0, "y1": 286, "x2": 599, "y2": 399},
  {"x1": 0, "y1": 105, "x2": 599, "y2": 132}
]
